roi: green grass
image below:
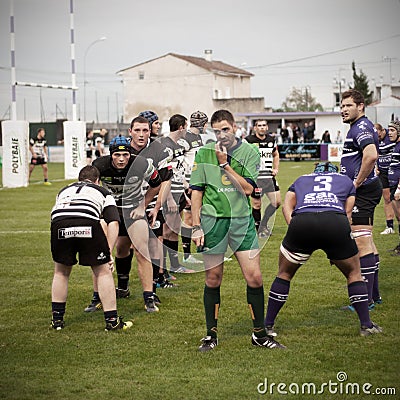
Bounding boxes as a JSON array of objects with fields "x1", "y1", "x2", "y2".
[{"x1": 0, "y1": 162, "x2": 399, "y2": 399}]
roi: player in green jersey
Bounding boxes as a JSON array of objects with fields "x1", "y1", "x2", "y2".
[{"x1": 190, "y1": 109, "x2": 285, "y2": 351}]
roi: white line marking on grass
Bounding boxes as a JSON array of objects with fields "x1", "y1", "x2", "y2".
[{"x1": 0, "y1": 231, "x2": 49, "y2": 234}]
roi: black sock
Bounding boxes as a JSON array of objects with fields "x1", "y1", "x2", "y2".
[
  {"x1": 247, "y1": 285, "x2": 265, "y2": 338},
  {"x1": 164, "y1": 239, "x2": 180, "y2": 269},
  {"x1": 143, "y1": 291, "x2": 154, "y2": 302},
  {"x1": 260, "y1": 204, "x2": 277, "y2": 230},
  {"x1": 181, "y1": 227, "x2": 192, "y2": 259},
  {"x1": 92, "y1": 291, "x2": 100, "y2": 302},
  {"x1": 52, "y1": 302, "x2": 66, "y2": 321},
  {"x1": 252, "y1": 208, "x2": 261, "y2": 231},
  {"x1": 151, "y1": 258, "x2": 160, "y2": 292},
  {"x1": 348, "y1": 281, "x2": 371, "y2": 327},
  {"x1": 115, "y1": 254, "x2": 133, "y2": 290},
  {"x1": 104, "y1": 310, "x2": 118, "y2": 325},
  {"x1": 265, "y1": 277, "x2": 290, "y2": 326},
  {"x1": 386, "y1": 219, "x2": 394, "y2": 229},
  {"x1": 204, "y1": 285, "x2": 220, "y2": 338}
]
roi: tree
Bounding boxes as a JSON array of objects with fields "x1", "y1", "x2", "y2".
[
  {"x1": 350, "y1": 61, "x2": 373, "y2": 105},
  {"x1": 281, "y1": 87, "x2": 324, "y2": 112}
]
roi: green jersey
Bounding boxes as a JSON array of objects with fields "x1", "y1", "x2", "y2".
[{"x1": 190, "y1": 140, "x2": 260, "y2": 218}]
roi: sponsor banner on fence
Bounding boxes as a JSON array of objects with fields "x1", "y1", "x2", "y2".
[
  {"x1": 63, "y1": 121, "x2": 86, "y2": 179},
  {"x1": 278, "y1": 143, "x2": 321, "y2": 160},
  {"x1": 1, "y1": 120, "x2": 29, "y2": 188},
  {"x1": 328, "y1": 144, "x2": 343, "y2": 162}
]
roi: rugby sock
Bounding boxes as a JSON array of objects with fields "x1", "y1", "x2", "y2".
[
  {"x1": 386, "y1": 219, "x2": 394, "y2": 229},
  {"x1": 164, "y1": 239, "x2": 180, "y2": 269},
  {"x1": 151, "y1": 258, "x2": 160, "y2": 292},
  {"x1": 204, "y1": 285, "x2": 220, "y2": 338},
  {"x1": 52, "y1": 302, "x2": 66, "y2": 321},
  {"x1": 348, "y1": 281, "x2": 371, "y2": 327},
  {"x1": 372, "y1": 254, "x2": 380, "y2": 302},
  {"x1": 360, "y1": 253, "x2": 376, "y2": 303},
  {"x1": 247, "y1": 285, "x2": 266, "y2": 338},
  {"x1": 92, "y1": 291, "x2": 100, "y2": 302},
  {"x1": 181, "y1": 226, "x2": 192, "y2": 260},
  {"x1": 252, "y1": 208, "x2": 261, "y2": 231},
  {"x1": 104, "y1": 310, "x2": 118, "y2": 325},
  {"x1": 115, "y1": 252, "x2": 133, "y2": 290},
  {"x1": 260, "y1": 204, "x2": 277, "y2": 230},
  {"x1": 143, "y1": 291, "x2": 155, "y2": 302},
  {"x1": 265, "y1": 277, "x2": 290, "y2": 327}
]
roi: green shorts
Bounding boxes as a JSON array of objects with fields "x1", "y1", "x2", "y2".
[{"x1": 201, "y1": 214, "x2": 259, "y2": 254}]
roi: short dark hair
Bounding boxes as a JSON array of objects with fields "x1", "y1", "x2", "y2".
[
  {"x1": 210, "y1": 109, "x2": 235, "y2": 126},
  {"x1": 169, "y1": 114, "x2": 187, "y2": 131},
  {"x1": 78, "y1": 165, "x2": 100, "y2": 182},
  {"x1": 37, "y1": 127, "x2": 45, "y2": 134},
  {"x1": 130, "y1": 116, "x2": 150, "y2": 129},
  {"x1": 341, "y1": 89, "x2": 365, "y2": 109},
  {"x1": 254, "y1": 119, "x2": 268, "y2": 127}
]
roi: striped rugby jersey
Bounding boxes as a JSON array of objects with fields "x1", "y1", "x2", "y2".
[{"x1": 51, "y1": 181, "x2": 119, "y2": 223}]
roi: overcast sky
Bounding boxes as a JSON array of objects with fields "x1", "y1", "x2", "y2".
[{"x1": 0, "y1": 0, "x2": 399, "y2": 123}]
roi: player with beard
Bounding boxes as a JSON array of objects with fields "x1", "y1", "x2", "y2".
[
  {"x1": 84, "y1": 135, "x2": 162, "y2": 313},
  {"x1": 245, "y1": 119, "x2": 281, "y2": 237},
  {"x1": 340, "y1": 89, "x2": 382, "y2": 311}
]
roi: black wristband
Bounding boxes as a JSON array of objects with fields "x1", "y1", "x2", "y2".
[
  {"x1": 219, "y1": 162, "x2": 229, "y2": 169},
  {"x1": 192, "y1": 225, "x2": 202, "y2": 232}
]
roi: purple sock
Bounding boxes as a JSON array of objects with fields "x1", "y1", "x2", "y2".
[
  {"x1": 265, "y1": 277, "x2": 290, "y2": 326},
  {"x1": 372, "y1": 254, "x2": 380, "y2": 301},
  {"x1": 360, "y1": 253, "x2": 375, "y2": 303},
  {"x1": 348, "y1": 281, "x2": 371, "y2": 327}
]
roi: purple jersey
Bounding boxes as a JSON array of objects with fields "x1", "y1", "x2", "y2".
[
  {"x1": 378, "y1": 132, "x2": 396, "y2": 173},
  {"x1": 289, "y1": 172, "x2": 356, "y2": 215},
  {"x1": 340, "y1": 116, "x2": 379, "y2": 185},
  {"x1": 388, "y1": 141, "x2": 400, "y2": 187}
]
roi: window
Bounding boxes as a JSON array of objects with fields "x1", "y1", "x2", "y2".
[{"x1": 138, "y1": 70, "x2": 145, "y2": 80}]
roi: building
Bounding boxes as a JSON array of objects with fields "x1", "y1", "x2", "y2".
[
  {"x1": 117, "y1": 50, "x2": 265, "y2": 122},
  {"x1": 366, "y1": 84, "x2": 400, "y2": 124}
]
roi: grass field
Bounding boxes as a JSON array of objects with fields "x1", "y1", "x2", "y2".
[{"x1": 0, "y1": 162, "x2": 399, "y2": 400}]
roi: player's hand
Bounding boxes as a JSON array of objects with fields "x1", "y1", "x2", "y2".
[
  {"x1": 147, "y1": 208, "x2": 157, "y2": 227},
  {"x1": 192, "y1": 226, "x2": 204, "y2": 247},
  {"x1": 215, "y1": 142, "x2": 227, "y2": 164}
]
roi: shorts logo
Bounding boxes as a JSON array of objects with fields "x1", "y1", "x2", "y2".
[
  {"x1": 58, "y1": 226, "x2": 92, "y2": 239},
  {"x1": 97, "y1": 252, "x2": 106, "y2": 260},
  {"x1": 152, "y1": 220, "x2": 161, "y2": 229}
]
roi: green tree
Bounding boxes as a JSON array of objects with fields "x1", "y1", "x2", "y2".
[
  {"x1": 350, "y1": 61, "x2": 373, "y2": 105},
  {"x1": 281, "y1": 87, "x2": 324, "y2": 112}
]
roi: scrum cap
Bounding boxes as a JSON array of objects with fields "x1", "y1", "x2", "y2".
[
  {"x1": 109, "y1": 135, "x2": 131, "y2": 154},
  {"x1": 314, "y1": 162, "x2": 338, "y2": 173}
]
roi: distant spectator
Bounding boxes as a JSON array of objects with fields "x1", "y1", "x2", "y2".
[
  {"x1": 334, "y1": 130, "x2": 343, "y2": 143},
  {"x1": 280, "y1": 125, "x2": 290, "y2": 143},
  {"x1": 321, "y1": 130, "x2": 331, "y2": 143}
]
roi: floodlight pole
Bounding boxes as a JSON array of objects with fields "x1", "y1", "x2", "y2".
[{"x1": 83, "y1": 36, "x2": 106, "y2": 122}]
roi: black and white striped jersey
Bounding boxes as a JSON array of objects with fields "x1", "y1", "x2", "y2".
[
  {"x1": 159, "y1": 136, "x2": 188, "y2": 197},
  {"x1": 131, "y1": 139, "x2": 173, "y2": 211},
  {"x1": 93, "y1": 154, "x2": 161, "y2": 211},
  {"x1": 30, "y1": 137, "x2": 47, "y2": 158},
  {"x1": 51, "y1": 181, "x2": 119, "y2": 224},
  {"x1": 244, "y1": 134, "x2": 277, "y2": 181},
  {"x1": 184, "y1": 130, "x2": 204, "y2": 182}
]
